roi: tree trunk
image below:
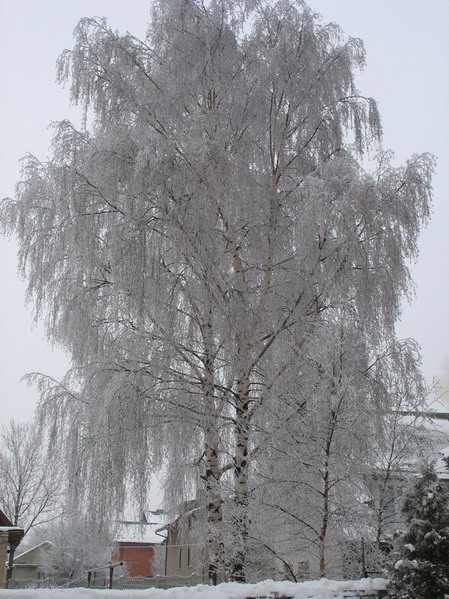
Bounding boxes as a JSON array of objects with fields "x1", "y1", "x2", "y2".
[
  {"x1": 202, "y1": 321, "x2": 225, "y2": 585},
  {"x1": 230, "y1": 375, "x2": 251, "y2": 582},
  {"x1": 6, "y1": 545, "x2": 16, "y2": 586},
  {"x1": 6, "y1": 508, "x2": 21, "y2": 586},
  {"x1": 318, "y1": 411, "x2": 337, "y2": 578},
  {"x1": 204, "y1": 425, "x2": 225, "y2": 585},
  {"x1": 318, "y1": 463, "x2": 330, "y2": 577}
]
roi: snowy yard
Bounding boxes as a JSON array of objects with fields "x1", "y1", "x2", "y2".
[{"x1": 0, "y1": 579, "x2": 388, "y2": 599}]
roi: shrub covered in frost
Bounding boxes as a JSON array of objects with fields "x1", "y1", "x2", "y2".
[{"x1": 388, "y1": 461, "x2": 449, "y2": 599}]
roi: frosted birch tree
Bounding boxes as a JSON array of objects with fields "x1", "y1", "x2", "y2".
[
  {"x1": 364, "y1": 344, "x2": 428, "y2": 549},
  {"x1": 249, "y1": 331, "x2": 428, "y2": 579},
  {"x1": 0, "y1": 0, "x2": 433, "y2": 582}
]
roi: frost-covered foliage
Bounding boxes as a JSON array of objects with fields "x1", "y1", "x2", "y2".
[
  {"x1": 244, "y1": 329, "x2": 427, "y2": 579},
  {"x1": 249, "y1": 318, "x2": 375, "y2": 578},
  {"x1": 0, "y1": 0, "x2": 433, "y2": 583},
  {"x1": 388, "y1": 461, "x2": 449, "y2": 599},
  {"x1": 38, "y1": 517, "x2": 113, "y2": 580},
  {"x1": 364, "y1": 403, "x2": 427, "y2": 546}
]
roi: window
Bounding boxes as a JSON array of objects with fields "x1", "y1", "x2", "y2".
[
  {"x1": 178, "y1": 547, "x2": 182, "y2": 570},
  {"x1": 187, "y1": 545, "x2": 192, "y2": 568}
]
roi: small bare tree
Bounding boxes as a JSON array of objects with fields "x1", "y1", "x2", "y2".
[{"x1": 0, "y1": 419, "x2": 62, "y2": 580}]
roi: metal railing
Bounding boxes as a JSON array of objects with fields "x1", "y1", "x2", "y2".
[{"x1": 86, "y1": 561, "x2": 124, "y2": 589}]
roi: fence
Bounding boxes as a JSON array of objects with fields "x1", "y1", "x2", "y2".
[
  {"x1": 4, "y1": 573, "x2": 207, "y2": 590},
  {"x1": 4, "y1": 576, "x2": 71, "y2": 590},
  {"x1": 115, "y1": 574, "x2": 206, "y2": 589}
]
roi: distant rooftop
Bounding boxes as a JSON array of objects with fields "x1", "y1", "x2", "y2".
[
  {"x1": 114, "y1": 511, "x2": 167, "y2": 545},
  {"x1": 14, "y1": 541, "x2": 53, "y2": 563}
]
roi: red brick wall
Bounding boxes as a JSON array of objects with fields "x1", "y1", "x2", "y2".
[{"x1": 114, "y1": 543, "x2": 155, "y2": 577}]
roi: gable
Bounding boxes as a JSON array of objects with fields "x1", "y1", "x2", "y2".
[{"x1": 0, "y1": 509, "x2": 13, "y2": 527}]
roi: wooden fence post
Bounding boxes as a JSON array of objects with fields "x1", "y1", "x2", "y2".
[{"x1": 360, "y1": 537, "x2": 367, "y2": 579}]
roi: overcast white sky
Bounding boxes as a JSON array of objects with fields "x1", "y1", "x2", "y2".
[{"x1": 0, "y1": 0, "x2": 448, "y2": 424}]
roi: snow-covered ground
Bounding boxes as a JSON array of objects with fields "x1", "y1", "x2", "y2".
[{"x1": 0, "y1": 578, "x2": 388, "y2": 598}]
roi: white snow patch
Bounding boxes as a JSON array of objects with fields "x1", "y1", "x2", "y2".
[{"x1": 0, "y1": 578, "x2": 388, "y2": 599}]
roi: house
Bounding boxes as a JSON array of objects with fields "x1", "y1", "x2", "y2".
[
  {"x1": 113, "y1": 511, "x2": 166, "y2": 577},
  {"x1": 156, "y1": 500, "x2": 206, "y2": 580},
  {"x1": 158, "y1": 499, "x2": 276, "y2": 583},
  {"x1": 11, "y1": 542, "x2": 53, "y2": 582},
  {"x1": 0, "y1": 509, "x2": 24, "y2": 587}
]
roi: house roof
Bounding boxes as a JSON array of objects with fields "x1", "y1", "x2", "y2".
[
  {"x1": 369, "y1": 413, "x2": 449, "y2": 485},
  {"x1": 0, "y1": 526, "x2": 25, "y2": 547},
  {"x1": 155, "y1": 504, "x2": 201, "y2": 533},
  {"x1": 393, "y1": 413, "x2": 449, "y2": 467},
  {"x1": 0, "y1": 509, "x2": 25, "y2": 547},
  {"x1": 398, "y1": 410, "x2": 449, "y2": 421},
  {"x1": 14, "y1": 541, "x2": 53, "y2": 563},
  {"x1": 114, "y1": 512, "x2": 167, "y2": 545}
]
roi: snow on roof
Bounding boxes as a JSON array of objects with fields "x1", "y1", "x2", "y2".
[
  {"x1": 0, "y1": 525, "x2": 25, "y2": 544},
  {"x1": 114, "y1": 512, "x2": 168, "y2": 545},
  {"x1": 395, "y1": 413, "x2": 449, "y2": 464},
  {"x1": 159, "y1": 504, "x2": 202, "y2": 528},
  {"x1": 14, "y1": 541, "x2": 53, "y2": 562},
  {"x1": 387, "y1": 413, "x2": 449, "y2": 481}
]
